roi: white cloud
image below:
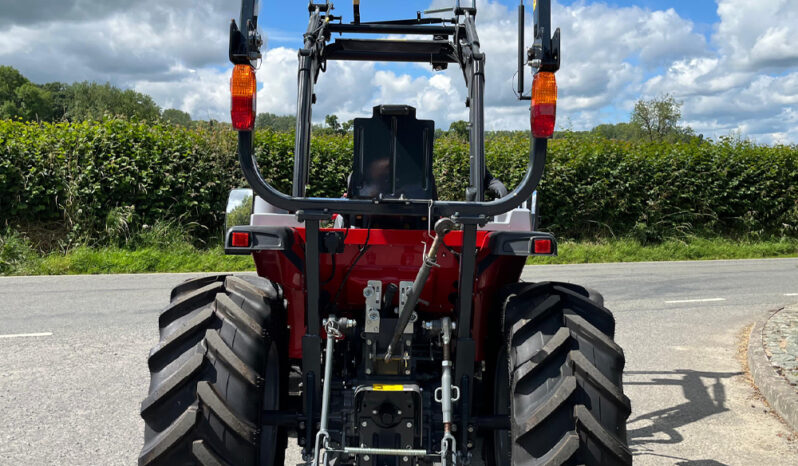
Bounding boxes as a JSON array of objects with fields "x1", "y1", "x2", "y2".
[
  {"x1": 134, "y1": 68, "x2": 230, "y2": 121},
  {"x1": 641, "y1": 0, "x2": 798, "y2": 142}
]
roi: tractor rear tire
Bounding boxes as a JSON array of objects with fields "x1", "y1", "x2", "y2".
[
  {"x1": 499, "y1": 282, "x2": 631, "y2": 465},
  {"x1": 139, "y1": 275, "x2": 287, "y2": 466}
]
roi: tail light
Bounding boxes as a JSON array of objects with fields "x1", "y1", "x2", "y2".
[
  {"x1": 231, "y1": 231, "x2": 251, "y2": 248},
  {"x1": 533, "y1": 238, "x2": 553, "y2": 255},
  {"x1": 531, "y1": 72, "x2": 557, "y2": 138},
  {"x1": 231, "y1": 64, "x2": 257, "y2": 131}
]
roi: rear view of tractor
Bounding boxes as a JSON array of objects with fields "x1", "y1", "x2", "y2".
[{"x1": 138, "y1": 1, "x2": 631, "y2": 465}]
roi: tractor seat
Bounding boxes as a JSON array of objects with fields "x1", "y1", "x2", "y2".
[{"x1": 345, "y1": 105, "x2": 436, "y2": 229}]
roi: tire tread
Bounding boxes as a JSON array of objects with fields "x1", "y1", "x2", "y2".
[{"x1": 503, "y1": 282, "x2": 631, "y2": 465}]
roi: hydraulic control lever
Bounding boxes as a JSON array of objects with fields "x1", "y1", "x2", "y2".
[{"x1": 384, "y1": 218, "x2": 456, "y2": 362}]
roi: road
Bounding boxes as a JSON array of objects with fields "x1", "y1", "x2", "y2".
[{"x1": 1, "y1": 259, "x2": 797, "y2": 465}]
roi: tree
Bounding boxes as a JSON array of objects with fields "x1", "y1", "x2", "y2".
[
  {"x1": 631, "y1": 94, "x2": 683, "y2": 142},
  {"x1": 0, "y1": 67, "x2": 53, "y2": 121},
  {"x1": 448, "y1": 120, "x2": 469, "y2": 139},
  {"x1": 324, "y1": 114, "x2": 341, "y2": 132},
  {"x1": 255, "y1": 113, "x2": 296, "y2": 131},
  {"x1": 162, "y1": 108, "x2": 192, "y2": 127},
  {"x1": 64, "y1": 82, "x2": 160, "y2": 121},
  {"x1": 40, "y1": 82, "x2": 70, "y2": 121},
  {"x1": 590, "y1": 122, "x2": 640, "y2": 141},
  {"x1": 14, "y1": 83, "x2": 53, "y2": 121},
  {"x1": 0, "y1": 66, "x2": 28, "y2": 104}
]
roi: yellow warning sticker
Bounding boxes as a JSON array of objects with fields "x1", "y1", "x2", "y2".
[{"x1": 373, "y1": 384, "x2": 404, "y2": 392}]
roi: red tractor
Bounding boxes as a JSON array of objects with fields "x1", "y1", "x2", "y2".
[{"x1": 139, "y1": 1, "x2": 631, "y2": 465}]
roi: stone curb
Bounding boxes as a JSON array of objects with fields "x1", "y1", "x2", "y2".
[{"x1": 748, "y1": 308, "x2": 798, "y2": 432}]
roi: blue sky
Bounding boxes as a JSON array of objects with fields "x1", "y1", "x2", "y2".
[
  {"x1": 264, "y1": 1, "x2": 720, "y2": 46},
  {"x1": 1, "y1": 0, "x2": 796, "y2": 142}
]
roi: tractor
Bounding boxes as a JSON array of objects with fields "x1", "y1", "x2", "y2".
[{"x1": 138, "y1": 1, "x2": 631, "y2": 464}]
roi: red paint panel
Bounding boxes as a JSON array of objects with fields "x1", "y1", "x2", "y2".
[{"x1": 253, "y1": 227, "x2": 525, "y2": 360}]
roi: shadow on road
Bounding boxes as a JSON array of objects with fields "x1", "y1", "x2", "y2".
[{"x1": 624, "y1": 369, "x2": 741, "y2": 464}]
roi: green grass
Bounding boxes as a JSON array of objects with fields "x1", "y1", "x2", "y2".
[
  {"x1": 11, "y1": 245, "x2": 255, "y2": 276},
  {"x1": 2, "y1": 235, "x2": 798, "y2": 276},
  {"x1": 528, "y1": 237, "x2": 798, "y2": 265}
]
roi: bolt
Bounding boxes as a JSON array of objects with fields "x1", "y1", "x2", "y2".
[
  {"x1": 452, "y1": 424, "x2": 458, "y2": 432},
  {"x1": 468, "y1": 425, "x2": 474, "y2": 433},
  {"x1": 366, "y1": 339, "x2": 373, "y2": 346},
  {"x1": 405, "y1": 339, "x2": 412, "y2": 346},
  {"x1": 372, "y1": 409, "x2": 378, "y2": 415},
  {"x1": 397, "y1": 410, "x2": 403, "y2": 415},
  {"x1": 363, "y1": 287, "x2": 374, "y2": 297},
  {"x1": 467, "y1": 441, "x2": 473, "y2": 448},
  {"x1": 364, "y1": 455, "x2": 370, "y2": 461},
  {"x1": 366, "y1": 368, "x2": 372, "y2": 375},
  {"x1": 362, "y1": 420, "x2": 368, "y2": 427},
  {"x1": 405, "y1": 369, "x2": 411, "y2": 375},
  {"x1": 403, "y1": 456, "x2": 409, "y2": 462},
  {"x1": 298, "y1": 422, "x2": 305, "y2": 429},
  {"x1": 368, "y1": 311, "x2": 378, "y2": 321},
  {"x1": 406, "y1": 421, "x2": 413, "y2": 429}
]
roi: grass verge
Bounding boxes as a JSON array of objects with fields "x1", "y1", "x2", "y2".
[
  {"x1": 8, "y1": 245, "x2": 255, "y2": 276},
  {"x1": 529, "y1": 237, "x2": 798, "y2": 265},
  {"x1": 2, "y1": 236, "x2": 797, "y2": 276}
]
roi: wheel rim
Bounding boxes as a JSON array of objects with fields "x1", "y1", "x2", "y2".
[
  {"x1": 259, "y1": 341, "x2": 281, "y2": 466},
  {"x1": 493, "y1": 348, "x2": 512, "y2": 466}
]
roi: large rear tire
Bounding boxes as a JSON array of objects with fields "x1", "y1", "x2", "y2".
[
  {"x1": 139, "y1": 275, "x2": 287, "y2": 466},
  {"x1": 496, "y1": 282, "x2": 631, "y2": 465}
]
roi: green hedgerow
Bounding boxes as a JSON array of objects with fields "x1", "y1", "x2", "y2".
[{"x1": 1, "y1": 118, "x2": 797, "y2": 249}]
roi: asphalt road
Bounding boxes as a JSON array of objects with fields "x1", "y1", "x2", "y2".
[{"x1": 1, "y1": 259, "x2": 798, "y2": 465}]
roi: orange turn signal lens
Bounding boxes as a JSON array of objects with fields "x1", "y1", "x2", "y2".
[
  {"x1": 231, "y1": 65, "x2": 257, "y2": 131},
  {"x1": 531, "y1": 72, "x2": 557, "y2": 138}
]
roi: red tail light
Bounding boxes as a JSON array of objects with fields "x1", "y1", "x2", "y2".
[
  {"x1": 231, "y1": 64, "x2": 257, "y2": 131},
  {"x1": 531, "y1": 72, "x2": 557, "y2": 138},
  {"x1": 231, "y1": 231, "x2": 250, "y2": 248},
  {"x1": 533, "y1": 238, "x2": 553, "y2": 255}
]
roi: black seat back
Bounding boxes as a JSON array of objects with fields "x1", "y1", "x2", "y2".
[{"x1": 349, "y1": 105, "x2": 436, "y2": 201}]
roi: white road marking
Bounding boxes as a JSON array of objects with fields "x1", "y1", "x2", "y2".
[
  {"x1": 665, "y1": 298, "x2": 726, "y2": 304},
  {"x1": 0, "y1": 332, "x2": 53, "y2": 339},
  {"x1": 785, "y1": 293, "x2": 798, "y2": 296}
]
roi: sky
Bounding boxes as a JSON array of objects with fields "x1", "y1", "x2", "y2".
[{"x1": 0, "y1": 1, "x2": 796, "y2": 143}]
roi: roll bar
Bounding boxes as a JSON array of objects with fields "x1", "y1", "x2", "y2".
[{"x1": 231, "y1": 0, "x2": 560, "y2": 224}]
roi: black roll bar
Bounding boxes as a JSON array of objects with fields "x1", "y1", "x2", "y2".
[
  {"x1": 232, "y1": 1, "x2": 559, "y2": 221},
  {"x1": 237, "y1": 130, "x2": 547, "y2": 222}
]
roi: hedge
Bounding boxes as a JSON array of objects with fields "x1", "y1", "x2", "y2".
[{"x1": 1, "y1": 118, "x2": 796, "y2": 248}]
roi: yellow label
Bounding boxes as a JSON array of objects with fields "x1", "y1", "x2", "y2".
[
  {"x1": 373, "y1": 384, "x2": 404, "y2": 392},
  {"x1": 534, "y1": 0, "x2": 537, "y2": 11}
]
